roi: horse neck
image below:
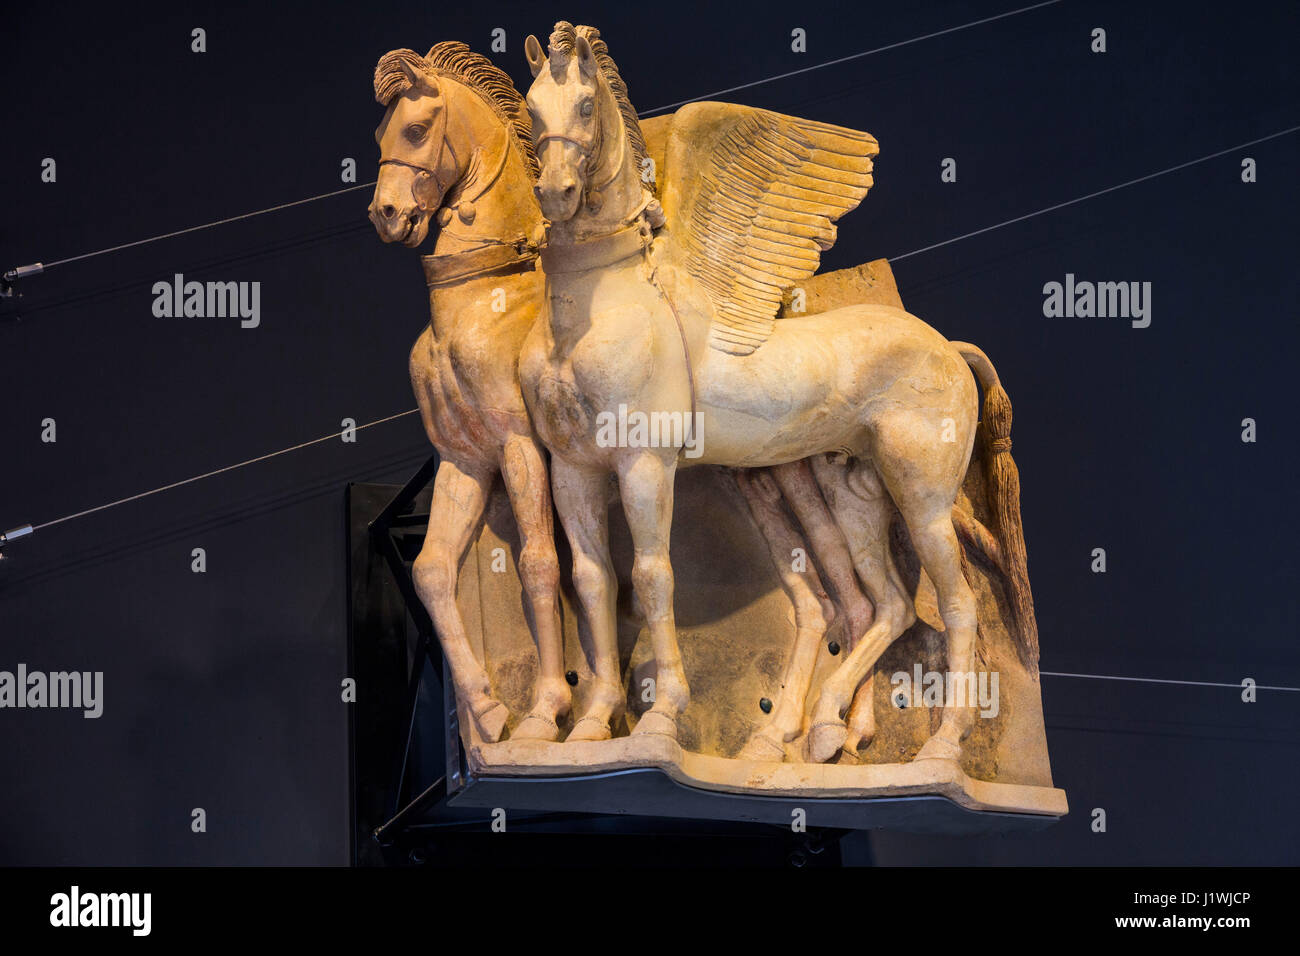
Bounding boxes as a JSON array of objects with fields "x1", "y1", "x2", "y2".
[
  {"x1": 432, "y1": 83, "x2": 542, "y2": 256},
  {"x1": 542, "y1": 109, "x2": 651, "y2": 343}
]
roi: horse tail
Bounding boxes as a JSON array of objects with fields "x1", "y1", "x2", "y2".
[{"x1": 951, "y1": 341, "x2": 1039, "y2": 672}]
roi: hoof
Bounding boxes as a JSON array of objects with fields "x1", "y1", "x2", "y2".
[
  {"x1": 631, "y1": 710, "x2": 678, "y2": 739},
  {"x1": 566, "y1": 715, "x2": 612, "y2": 742},
  {"x1": 847, "y1": 729, "x2": 876, "y2": 753},
  {"x1": 807, "y1": 720, "x2": 848, "y2": 764},
  {"x1": 511, "y1": 712, "x2": 561, "y2": 742},
  {"x1": 472, "y1": 700, "x2": 510, "y2": 743},
  {"x1": 915, "y1": 733, "x2": 962, "y2": 762},
  {"x1": 835, "y1": 746, "x2": 863, "y2": 766},
  {"x1": 737, "y1": 731, "x2": 787, "y2": 762}
]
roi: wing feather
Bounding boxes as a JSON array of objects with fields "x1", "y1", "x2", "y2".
[{"x1": 658, "y1": 103, "x2": 878, "y2": 355}]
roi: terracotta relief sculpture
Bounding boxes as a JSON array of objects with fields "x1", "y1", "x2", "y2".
[
  {"x1": 368, "y1": 27, "x2": 1065, "y2": 817},
  {"x1": 367, "y1": 42, "x2": 880, "y2": 757}
]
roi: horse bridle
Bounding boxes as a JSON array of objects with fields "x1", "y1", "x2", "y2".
[
  {"x1": 378, "y1": 147, "x2": 455, "y2": 216},
  {"x1": 377, "y1": 92, "x2": 456, "y2": 215},
  {"x1": 535, "y1": 132, "x2": 597, "y2": 163},
  {"x1": 379, "y1": 114, "x2": 517, "y2": 232},
  {"x1": 380, "y1": 114, "x2": 539, "y2": 282},
  {"x1": 534, "y1": 108, "x2": 624, "y2": 208}
]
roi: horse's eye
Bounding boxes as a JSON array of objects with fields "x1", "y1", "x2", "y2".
[
  {"x1": 580, "y1": 100, "x2": 594, "y2": 118},
  {"x1": 405, "y1": 124, "x2": 428, "y2": 144}
]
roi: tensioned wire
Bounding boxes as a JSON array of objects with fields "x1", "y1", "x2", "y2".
[
  {"x1": 18, "y1": 121, "x2": 1297, "y2": 534},
  {"x1": 10, "y1": 0, "x2": 1065, "y2": 276},
  {"x1": 5, "y1": 1, "x2": 1297, "y2": 694}
]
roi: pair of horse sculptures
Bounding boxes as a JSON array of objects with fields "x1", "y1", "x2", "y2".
[{"x1": 366, "y1": 23, "x2": 1039, "y2": 770}]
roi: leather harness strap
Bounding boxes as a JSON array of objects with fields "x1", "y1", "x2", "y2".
[
  {"x1": 422, "y1": 237, "x2": 539, "y2": 288},
  {"x1": 538, "y1": 218, "x2": 646, "y2": 274}
]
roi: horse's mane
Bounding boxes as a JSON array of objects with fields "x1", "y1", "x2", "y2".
[
  {"x1": 549, "y1": 22, "x2": 655, "y2": 193},
  {"x1": 373, "y1": 42, "x2": 537, "y2": 176}
]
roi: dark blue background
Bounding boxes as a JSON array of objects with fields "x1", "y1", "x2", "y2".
[{"x1": 1, "y1": 0, "x2": 1296, "y2": 864}]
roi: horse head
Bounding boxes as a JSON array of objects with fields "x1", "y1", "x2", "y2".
[
  {"x1": 524, "y1": 22, "x2": 624, "y2": 224},
  {"x1": 369, "y1": 49, "x2": 456, "y2": 247}
]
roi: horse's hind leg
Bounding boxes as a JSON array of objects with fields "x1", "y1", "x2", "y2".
[
  {"x1": 785, "y1": 458, "x2": 880, "y2": 759},
  {"x1": 734, "y1": 468, "x2": 835, "y2": 761},
  {"x1": 899, "y1": 505, "x2": 978, "y2": 761},
  {"x1": 870, "y1": 406, "x2": 980, "y2": 763},
  {"x1": 413, "y1": 458, "x2": 510, "y2": 743},
  {"x1": 773, "y1": 460, "x2": 875, "y2": 645},
  {"x1": 499, "y1": 434, "x2": 569, "y2": 741},
  {"x1": 839, "y1": 684, "x2": 877, "y2": 763},
  {"x1": 807, "y1": 456, "x2": 916, "y2": 764}
]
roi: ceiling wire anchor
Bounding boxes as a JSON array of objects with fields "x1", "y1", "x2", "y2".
[
  {"x1": 0, "y1": 525, "x2": 34, "y2": 550},
  {"x1": 1, "y1": 263, "x2": 44, "y2": 298}
]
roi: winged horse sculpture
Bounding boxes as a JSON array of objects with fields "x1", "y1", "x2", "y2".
[
  {"x1": 520, "y1": 22, "x2": 1037, "y2": 764},
  {"x1": 367, "y1": 40, "x2": 896, "y2": 758}
]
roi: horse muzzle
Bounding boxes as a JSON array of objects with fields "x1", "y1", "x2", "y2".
[
  {"x1": 371, "y1": 161, "x2": 445, "y2": 246},
  {"x1": 535, "y1": 174, "x2": 582, "y2": 223},
  {"x1": 368, "y1": 198, "x2": 424, "y2": 244}
]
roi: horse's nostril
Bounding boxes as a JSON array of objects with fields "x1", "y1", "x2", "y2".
[
  {"x1": 562, "y1": 184, "x2": 576, "y2": 198},
  {"x1": 381, "y1": 204, "x2": 397, "y2": 219}
]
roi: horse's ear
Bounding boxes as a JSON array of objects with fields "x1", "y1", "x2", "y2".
[
  {"x1": 398, "y1": 58, "x2": 440, "y2": 97},
  {"x1": 525, "y1": 35, "x2": 545, "y2": 77},
  {"x1": 575, "y1": 36, "x2": 597, "y2": 79}
]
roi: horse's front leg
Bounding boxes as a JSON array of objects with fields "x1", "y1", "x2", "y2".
[
  {"x1": 499, "y1": 433, "x2": 569, "y2": 741},
  {"x1": 618, "y1": 450, "x2": 688, "y2": 738},
  {"x1": 412, "y1": 457, "x2": 509, "y2": 743},
  {"x1": 550, "y1": 456, "x2": 624, "y2": 742}
]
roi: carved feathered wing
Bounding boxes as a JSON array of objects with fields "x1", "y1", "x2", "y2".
[{"x1": 658, "y1": 102, "x2": 879, "y2": 355}]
